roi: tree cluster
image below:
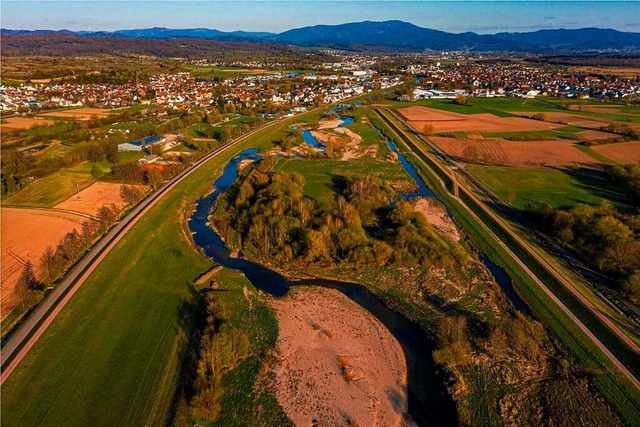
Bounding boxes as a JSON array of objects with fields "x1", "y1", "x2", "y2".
[
  {"x1": 607, "y1": 164, "x2": 640, "y2": 205},
  {"x1": 212, "y1": 160, "x2": 464, "y2": 269},
  {"x1": 529, "y1": 202, "x2": 640, "y2": 301}
]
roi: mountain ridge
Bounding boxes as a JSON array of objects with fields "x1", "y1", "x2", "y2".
[{"x1": 3, "y1": 20, "x2": 640, "y2": 52}]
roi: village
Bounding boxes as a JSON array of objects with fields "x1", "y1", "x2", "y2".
[{"x1": 0, "y1": 65, "x2": 397, "y2": 114}]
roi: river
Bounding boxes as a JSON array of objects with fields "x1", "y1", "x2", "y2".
[
  {"x1": 187, "y1": 114, "x2": 531, "y2": 426},
  {"x1": 188, "y1": 147, "x2": 457, "y2": 426}
]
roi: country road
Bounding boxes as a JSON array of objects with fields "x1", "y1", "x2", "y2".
[
  {"x1": 373, "y1": 108, "x2": 640, "y2": 390},
  {"x1": 0, "y1": 118, "x2": 281, "y2": 384}
]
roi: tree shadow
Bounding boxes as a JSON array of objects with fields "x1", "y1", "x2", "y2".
[
  {"x1": 423, "y1": 293, "x2": 491, "y2": 339},
  {"x1": 164, "y1": 283, "x2": 208, "y2": 427},
  {"x1": 558, "y1": 167, "x2": 630, "y2": 208},
  {"x1": 330, "y1": 173, "x2": 348, "y2": 195}
]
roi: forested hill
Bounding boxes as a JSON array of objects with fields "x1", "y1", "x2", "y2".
[{"x1": 3, "y1": 21, "x2": 640, "y2": 53}]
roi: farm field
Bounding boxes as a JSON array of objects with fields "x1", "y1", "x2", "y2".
[
  {"x1": 399, "y1": 106, "x2": 560, "y2": 133},
  {"x1": 54, "y1": 182, "x2": 147, "y2": 216},
  {"x1": 428, "y1": 136, "x2": 602, "y2": 168},
  {"x1": 578, "y1": 130, "x2": 619, "y2": 142},
  {"x1": 0, "y1": 207, "x2": 90, "y2": 319},
  {"x1": 509, "y1": 111, "x2": 615, "y2": 129},
  {"x1": 568, "y1": 104, "x2": 640, "y2": 116},
  {"x1": 38, "y1": 107, "x2": 113, "y2": 120},
  {"x1": 467, "y1": 165, "x2": 629, "y2": 210},
  {"x1": 3, "y1": 168, "x2": 97, "y2": 207},
  {"x1": 592, "y1": 141, "x2": 640, "y2": 165},
  {"x1": 0, "y1": 116, "x2": 55, "y2": 133}
]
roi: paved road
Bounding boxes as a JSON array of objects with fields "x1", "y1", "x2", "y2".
[
  {"x1": 0, "y1": 119, "x2": 281, "y2": 384},
  {"x1": 374, "y1": 108, "x2": 640, "y2": 390}
]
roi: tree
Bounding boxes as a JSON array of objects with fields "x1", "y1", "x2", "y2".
[
  {"x1": 453, "y1": 94, "x2": 468, "y2": 106},
  {"x1": 40, "y1": 246, "x2": 56, "y2": 283},
  {"x1": 120, "y1": 185, "x2": 145, "y2": 206},
  {"x1": 104, "y1": 142, "x2": 120, "y2": 164},
  {"x1": 145, "y1": 169, "x2": 164, "y2": 190},
  {"x1": 422, "y1": 124, "x2": 435, "y2": 135},
  {"x1": 87, "y1": 144, "x2": 104, "y2": 163}
]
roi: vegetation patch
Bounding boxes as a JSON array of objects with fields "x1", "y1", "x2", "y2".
[
  {"x1": 467, "y1": 165, "x2": 629, "y2": 210},
  {"x1": 188, "y1": 268, "x2": 290, "y2": 426}
]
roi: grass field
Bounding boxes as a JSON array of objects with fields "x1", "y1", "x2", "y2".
[
  {"x1": 0, "y1": 107, "x2": 336, "y2": 427},
  {"x1": 118, "y1": 150, "x2": 147, "y2": 163},
  {"x1": 4, "y1": 169, "x2": 97, "y2": 207},
  {"x1": 184, "y1": 65, "x2": 271, "y2": 78},
  {"x1": 274, "y1": 158, "x2": 411, "y2": 199},
  {"x1": 467, "y1": 165, "x2": 629, "y2": 210}
]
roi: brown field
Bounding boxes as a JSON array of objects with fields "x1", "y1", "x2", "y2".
[
  {"x1": 38, "y1": 107, "x2": 112, "y2": 120},
  {"x1": 399, "y1": 106, "x2": 560, "y2": 133},
  {"x1": 510, "y1": 111, "x2": 611, "y2": 129},
  {"x1": 568, "y1": 105, "x2": 640, "y2": 116},
  {"x1": 569, "y1": 66, "x2": 640, "y2": 78},
  {"x1": 270, "y1": 286, "x2": 407, "y2": 426},
  {"x1": 1, "y1": 208, "x2": 91, "y2": 318},
  {"x1": 429, "y1": 136, "x2": 602, "y2": 168},
  {"x1": 578, "y1": 130, "x2": 619, "y2": 142},
  {"x1": 54, "y1": 182, "x2": 147, "y2": 216},
  {"x1": 0, "y1": 116, "x2": 55, "y2": 133},
  {"x1": 592, "y1": 141, "x2": 640, "y2": 165}
]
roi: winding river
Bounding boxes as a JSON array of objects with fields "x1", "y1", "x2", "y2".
[
  {"x1": 188, "y1": 148, "x2": 457, "y2": 427},
  {"x1": 188, "y1": 114, "x2": 532, "y2": 426}
]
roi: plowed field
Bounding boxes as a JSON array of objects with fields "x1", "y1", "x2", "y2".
[{"x1": 429, "y1": 136, "x2": 602, "y2": 168}]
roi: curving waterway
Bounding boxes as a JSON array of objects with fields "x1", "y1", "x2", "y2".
[
  {"x1": 188, "y1": 115, "x2": 531, "y2": 426},
  {"x1": 188, "y1": 148, "x2": 457, "y2": 427}
]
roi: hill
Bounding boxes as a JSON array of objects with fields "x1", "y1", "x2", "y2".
[{"x1": 3, "y1": 21, "x2": 640, "y2": 53}]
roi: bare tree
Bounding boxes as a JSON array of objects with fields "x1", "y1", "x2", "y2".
[{"x1": 40, "y1": 246, "x2": 56, "y2": 284}]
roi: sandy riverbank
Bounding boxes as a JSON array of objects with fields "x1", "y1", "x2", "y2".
[
  {"x1": 269, "y1": 286, "x2": 408, "y2": 427},
  {"x1": 414, "y1": 198, "x2": 461, "y2": 242}
]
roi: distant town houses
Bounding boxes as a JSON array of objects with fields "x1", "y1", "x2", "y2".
[
  {"x1": 1, "y1": 63, "x2": 398, "y2": 114},
  {"x1": 404, "y1": 58, "x2": 639, "y2": 99}
]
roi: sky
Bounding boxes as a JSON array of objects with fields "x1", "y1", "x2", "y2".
[{"x1": 2, "y1": 1, "x2": 640, "y2": 34}]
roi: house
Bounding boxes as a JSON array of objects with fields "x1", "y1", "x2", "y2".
[
  {"x1": 138, "y1": 155, "x2": 161, "y2": 165},
  {"x1": 118, "y1": 135, "x2": 163, "y2": 151}
]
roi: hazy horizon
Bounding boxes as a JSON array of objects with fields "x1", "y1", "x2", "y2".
[{"x1": 2, "y1": 1, "x2": 640, "y2": 34}]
